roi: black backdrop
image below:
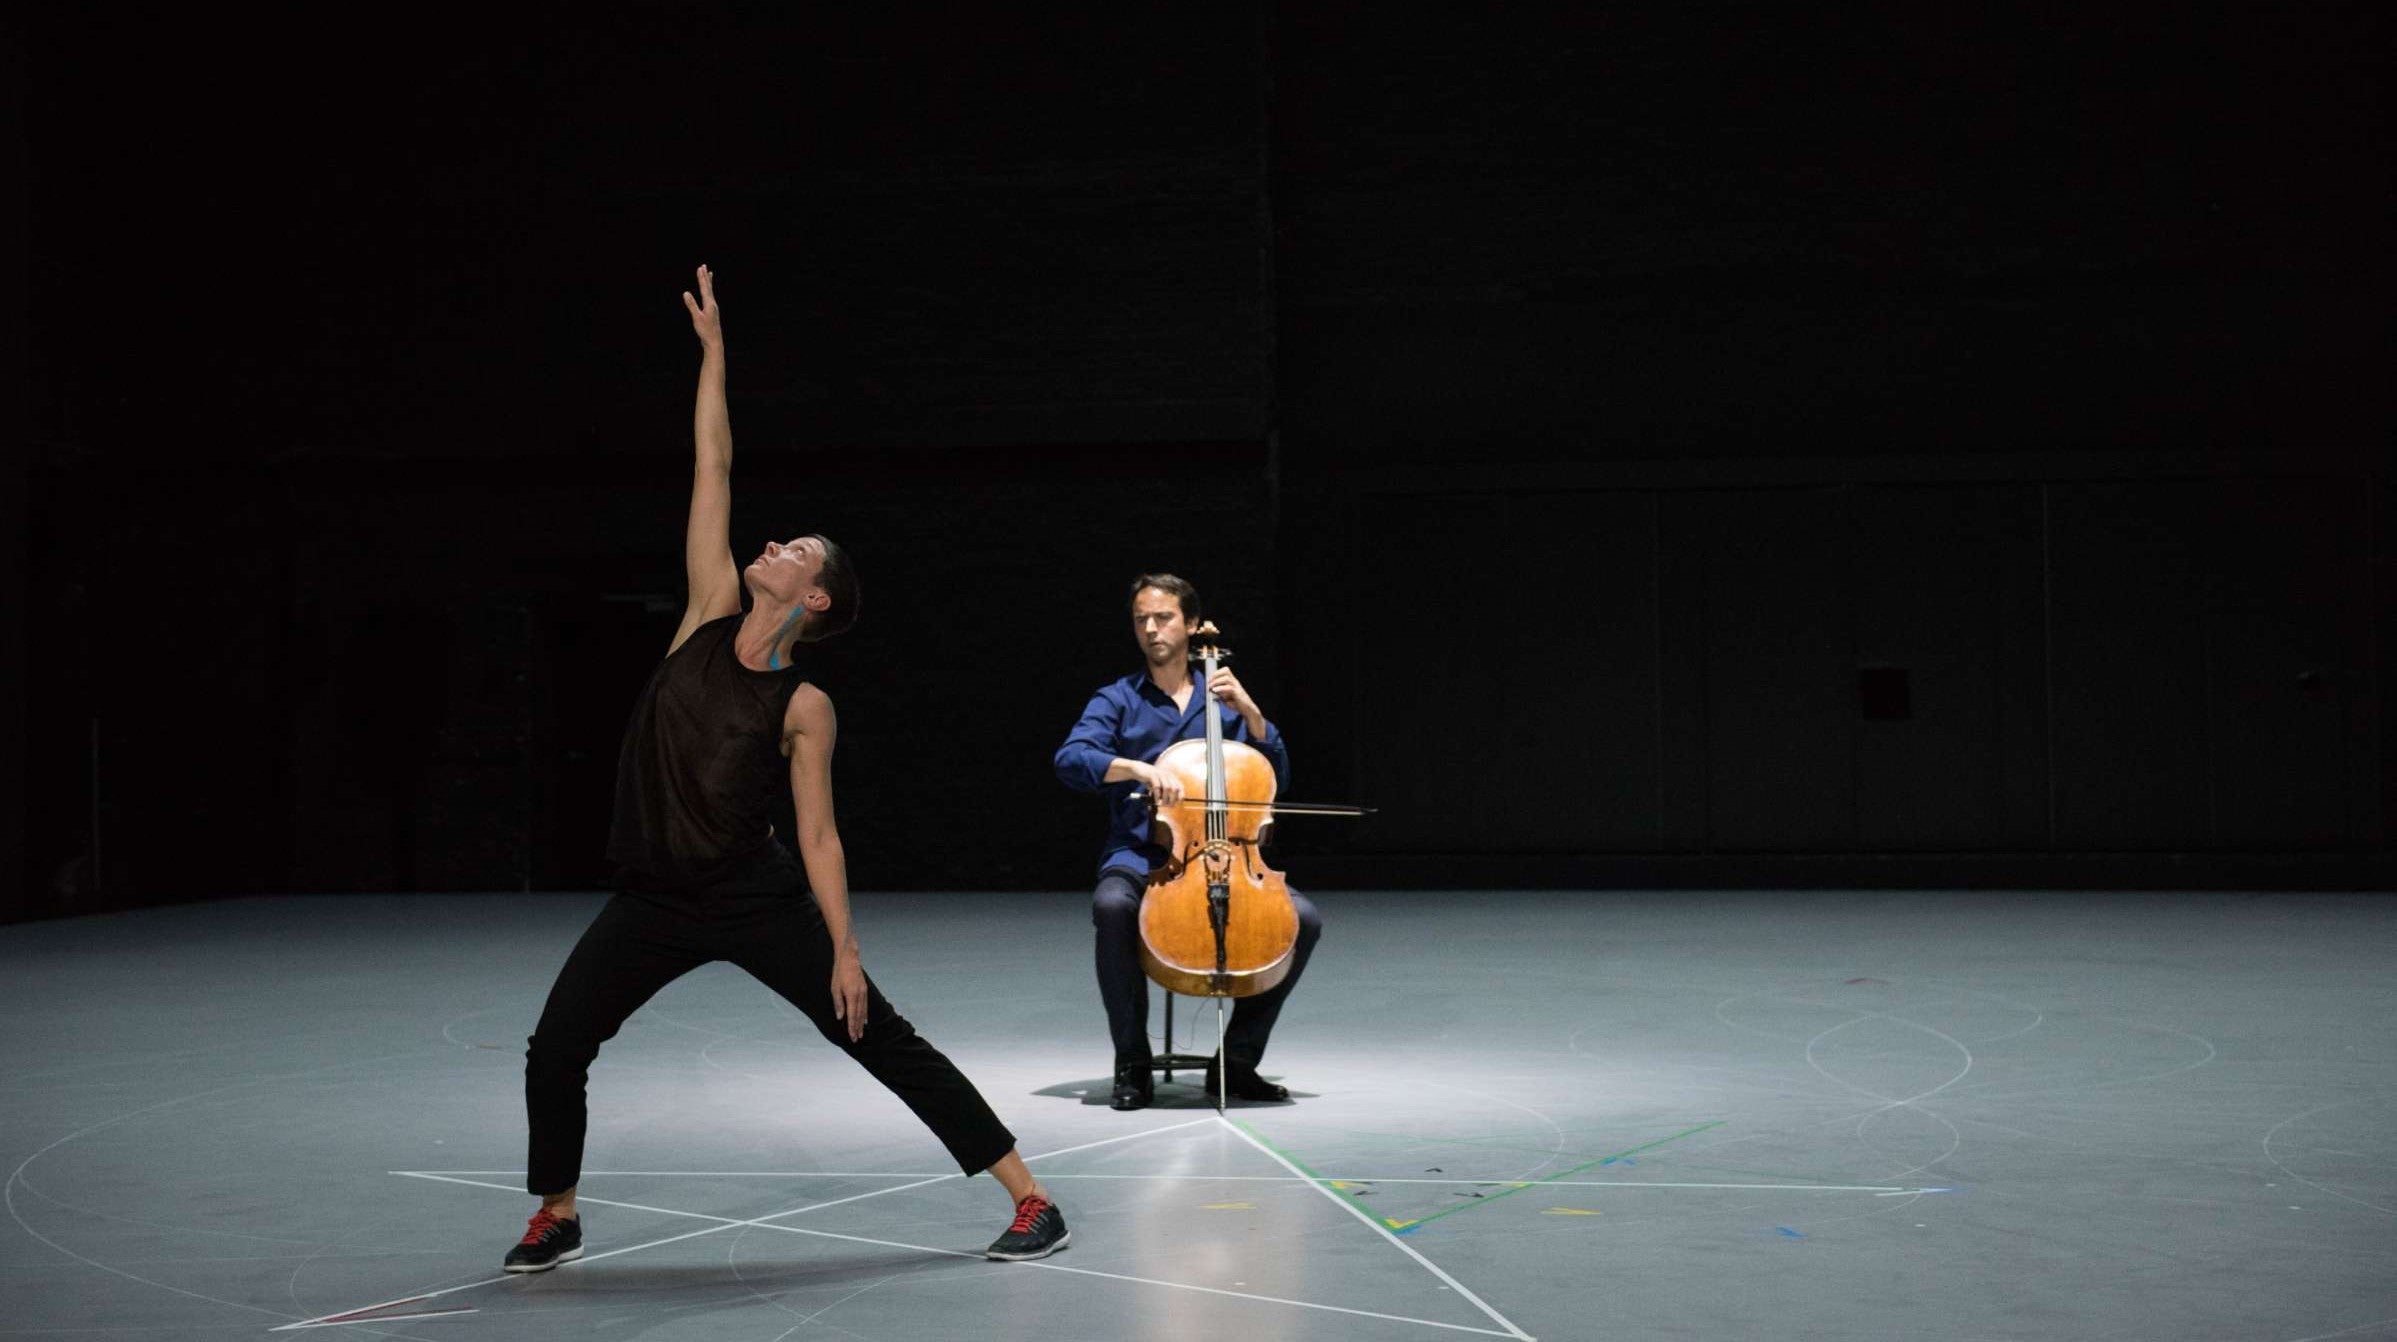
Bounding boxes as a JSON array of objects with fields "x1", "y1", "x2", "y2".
[{"x1": 15, "y1": 5, "x2": 2391, "y2": 920}]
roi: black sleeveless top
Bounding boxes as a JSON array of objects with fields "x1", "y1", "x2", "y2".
[{"x1": 605, "y1": 613, "x2": 809, "y2": 893}]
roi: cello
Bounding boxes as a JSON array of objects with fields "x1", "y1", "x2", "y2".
[{"x1": 1134, "y1": 621, "x2": 1369, "y2": 1109}]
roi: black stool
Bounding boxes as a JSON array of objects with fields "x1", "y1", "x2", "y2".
[{"x1": 1151, "y1": 985, "x2": 1222, "y2": 1085}]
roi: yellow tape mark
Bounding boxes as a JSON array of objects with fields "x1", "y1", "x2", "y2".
[
  {"x1": 1384, "y1": 1218, "x2": 1418, "y2": 1230},
  {"x1": 1203, "y1": 1201, "x2": 1256, "y2": 1211},
  {"x1": 1544, "y1": 1207, "x2": 1603, "y2": 1216}
]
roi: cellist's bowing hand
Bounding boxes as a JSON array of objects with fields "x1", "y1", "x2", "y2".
[
  {"x1": 1136, "y1": 761, "x2": 1186, "y2": 807},
  {"x1": 830, "y1": 945, "x2": 869, "y2": 1043},
  {"x1": 1207, "y1": 668, "x2": 1266, "y2": 732}
]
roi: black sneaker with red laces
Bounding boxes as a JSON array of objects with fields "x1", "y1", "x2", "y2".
[
  {"x1": 984, "y1": 1194, "x2": 1069, "y2": 1261},
  {"x1": 502, "y1": 1208, "x2": 584, "y2": 1273}
]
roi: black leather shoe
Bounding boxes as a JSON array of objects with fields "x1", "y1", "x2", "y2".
[
  {"x1": 1201, "y1": 1059, "x2": 1291, "y2": 1102},
  {"x1": 1110, "y1": 1062, "x2": 1153, "y2": 1110}
]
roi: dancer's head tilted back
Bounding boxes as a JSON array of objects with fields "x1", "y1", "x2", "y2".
[{"x1": 745, "y1": 533, "x2": 860, "y2": 643}]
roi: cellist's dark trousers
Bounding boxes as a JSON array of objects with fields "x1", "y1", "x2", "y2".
[
  {"x1": 523, "y1": 885, "x2": 1017, "y2": 1197},
  {"x1": 1091, "y1": 867, "x2": 1323, "y2": 1069}
]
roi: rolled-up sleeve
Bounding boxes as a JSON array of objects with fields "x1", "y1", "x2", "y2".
[
  {"x1": 1055, "y1": 689, "x2": 1125, "y2": 792},
  {"x1": 1243, "y1": 718, "x2": 1291, "y2": 793}
]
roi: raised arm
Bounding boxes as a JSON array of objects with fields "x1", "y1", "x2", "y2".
[{"x1": 671, "y1": 264, "x2": 743, "y2": 654}]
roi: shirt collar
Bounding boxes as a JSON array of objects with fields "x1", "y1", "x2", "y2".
[{"x1": 1130, "y1": 669, "x2": 1177, "y2": 704}]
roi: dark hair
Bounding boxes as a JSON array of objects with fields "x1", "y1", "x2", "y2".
[
  {"x1": 1128, "y1": 572, "x2": 1200, "y2": 624},
  {"x1": 799, "y1": 534, "x2": 860, "y2": 642}
]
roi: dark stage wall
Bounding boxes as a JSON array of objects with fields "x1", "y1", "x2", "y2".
[
  {"x1": 6, "y1": 12, "x2": 29, "y2": 925},
  {"x1": 17, "y1": 7, "x2": 2391, "y2": 920}
]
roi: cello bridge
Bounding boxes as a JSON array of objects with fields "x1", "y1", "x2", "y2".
[{"x1": 1198, "y1": 839, "x2": 1237, "y2": 878}]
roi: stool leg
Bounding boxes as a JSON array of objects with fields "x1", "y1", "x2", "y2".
[{"x1": 1162, "y1": 989, "x2": 1177, "y2": 1083}]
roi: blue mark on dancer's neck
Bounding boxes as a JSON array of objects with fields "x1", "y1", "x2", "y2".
[{"x1": 767, "y1": 604, "x2": 806, "y2": 670}]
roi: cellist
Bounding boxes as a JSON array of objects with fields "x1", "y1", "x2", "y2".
[{"x1": 1053, "y1": 573, "x2": 1325, "y2": 1111}]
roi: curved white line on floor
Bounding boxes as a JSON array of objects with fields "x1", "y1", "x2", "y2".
[
  {"x1": 5, "y1": 1048, "x2": 443, "y2": 1334},
  {"x1": 1418, "y1": 1079, "x2": 1570, "y2": 1185},
  {"x1": 2262, "y1": 1100, "x2": 2397, "y2": 1218},
  {"x1": 1948, "y1": 1017, "x2": 2217, "y2": 1103},
  {"x1": 8, "y1": 1162, "x2": 320, "y2": 1248},
  {"x1": 1803, "y1": 1011, "x2": 1973, "y2": 1185}
]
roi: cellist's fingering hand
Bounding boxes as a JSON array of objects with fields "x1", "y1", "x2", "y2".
[
  {"x1": 1139, "y1": 762, "x2": 1187, "y2": 806},
  {"x1": 1208, "y1": 668, "x2": 1268, "y2": 739},
  {"x1": 1207, "y1": 667, "x2": 1259, "y2": 719}
]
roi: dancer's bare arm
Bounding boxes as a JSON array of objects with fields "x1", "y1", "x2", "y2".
[
  {"x1": 785, "y1": 685, "x2": 868, "y2": 1041},
  {"x1": 671, "y1": 264, "x2": 742, "y2": 655}
]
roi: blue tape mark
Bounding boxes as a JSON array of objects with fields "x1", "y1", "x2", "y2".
[
  {"x1": 766, "y1": 604, "x2": 807, "y2": 670},
  {"x1": 1776, "y1": 1227, "x2": 1806, "y2": 1238}
]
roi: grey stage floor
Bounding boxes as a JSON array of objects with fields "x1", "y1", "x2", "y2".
[{"x1": 4, "y1": 889, "x2": 2393, "y2": 1341}]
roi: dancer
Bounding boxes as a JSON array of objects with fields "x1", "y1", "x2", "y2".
[{"x1": 506, "y1": 265, "x2": 1067, "y2": 1272}]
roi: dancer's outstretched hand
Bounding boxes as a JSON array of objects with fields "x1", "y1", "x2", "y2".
[{"x1": 682, "y1": 264, "x2": 722, "y2": 348}]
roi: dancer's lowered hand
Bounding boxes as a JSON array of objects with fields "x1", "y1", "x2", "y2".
[{"x1": 831, "y1": 947, "x2": 868, "y2": 1043}]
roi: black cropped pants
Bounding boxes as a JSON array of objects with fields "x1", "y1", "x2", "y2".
[{"x1": 523, "y1": 888, "x2": 1016, "y2": 1197}]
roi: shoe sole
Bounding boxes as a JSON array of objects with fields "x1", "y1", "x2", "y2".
[
  {"x1": 985, "y1": 1230, "x2": 1070, "y2": 1262},
  {"x1": 1201, "y1": 1073, "x2": 1292, "y2": 1103},
  {"x1": 503, "y1": 1245, "x2": 584, "y2": 1273}
]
